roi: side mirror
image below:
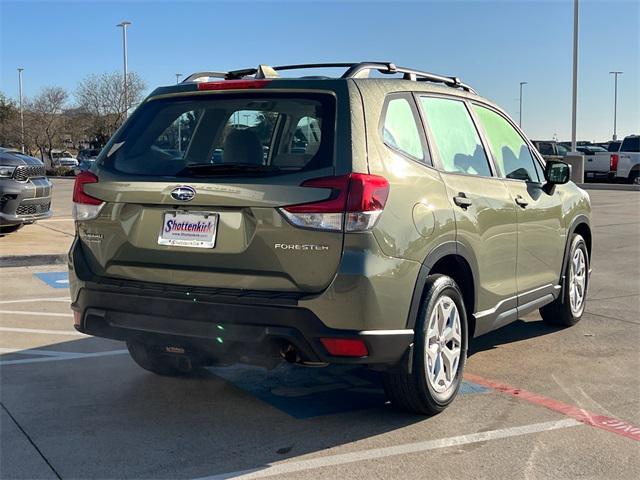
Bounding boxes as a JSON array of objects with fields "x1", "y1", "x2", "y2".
[{"x1": 545, "y1": 160, "x2": 571, "y2": 185}]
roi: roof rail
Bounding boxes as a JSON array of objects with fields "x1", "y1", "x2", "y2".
[{"x1": 184, "y1": 62, "x2": 477, "y2": 94}]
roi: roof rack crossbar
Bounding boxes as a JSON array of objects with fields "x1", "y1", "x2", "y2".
[
  {"x1": 226, "y1": 63, "x2": 358, "y2": 80},
  {"x1": 184, "y1": 62, "x2": 477, "y2": 94},
  {"x1": 181, "y1": 71, "x2": 228, "y2": 83}
]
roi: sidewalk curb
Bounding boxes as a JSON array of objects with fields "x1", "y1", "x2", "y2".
[{"x1": 0, "y1": 254, "x2": 67, "y2": 268}]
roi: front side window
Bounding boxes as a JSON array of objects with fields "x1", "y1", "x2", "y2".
[
  {"x1": 473, "y1": 105, "x2": 540, "y2": 182},
  {"x1": 419, "y1": 97, "x2": 492, "y2": 177},
  {"x1": 382, "y1": 97, "x2": 424, "y2": 160}
]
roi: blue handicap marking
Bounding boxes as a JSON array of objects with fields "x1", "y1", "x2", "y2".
[
  {"x1": 210, "y1": 363, "x2": 489, "y2": 418},
  {"x1": 34, "y1": 271, "x2": 69, "y2": 289}
]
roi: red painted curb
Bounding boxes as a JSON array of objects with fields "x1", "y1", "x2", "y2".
[{"x1": 464, "y1": 373, "x2": 640, "y2": 442}]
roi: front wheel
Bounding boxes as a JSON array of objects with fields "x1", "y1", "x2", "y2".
[
  {"x1": 540, "y1": 234, "x2": 589, "y2": 326},
  {"x1": 383, "y1": 274, "x2": 468, "y2": 415}
]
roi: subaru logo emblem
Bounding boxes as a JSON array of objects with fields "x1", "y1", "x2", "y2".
[{"x1": 170, "y1": 186, "x2": 196, "y2": 202}]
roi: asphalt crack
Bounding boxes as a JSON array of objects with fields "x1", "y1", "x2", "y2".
[{"x1": 0, "y1": 401, "x2": 62, "y2": 479}]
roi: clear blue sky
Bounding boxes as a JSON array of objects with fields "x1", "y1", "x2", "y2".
[{"x1": 1, "y1": 0, "x2": 638, "y2": 141}]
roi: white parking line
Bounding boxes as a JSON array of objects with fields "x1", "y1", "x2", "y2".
[
  {"x1": 0, "y1": 310, "x2": 73, "y2": 318},
  {"x1": 0, "y1": 347, "x2": 78, "y2": 357},
  {"x1": 0, "y1": 327, "x2": 84, "y2": 336},
  {"x1": 195, "y1": 419, "x2": 581, "y2": 480},
  {"x1": 0, "y1": 297, "x2": 70, "y2": 304},
  {"x1": 0, "y1": 349, "x2": 128, "y2": 366}
]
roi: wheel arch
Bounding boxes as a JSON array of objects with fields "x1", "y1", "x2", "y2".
[{"x1": 407, "y1": 241, "x2": 478, "y2": 338}]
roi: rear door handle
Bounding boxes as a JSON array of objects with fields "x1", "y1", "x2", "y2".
[
  {"x1": 453, "y1": 193, "x2": 473, "y2": 209},
  {"x1": 515, "y1": 195, "x2": 529, "y2": 208}
]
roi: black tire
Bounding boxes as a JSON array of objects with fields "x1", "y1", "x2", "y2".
[
  {"x1": 382, "y1": 274, "x2": 468, "y2": 415},
  {"x1": 540, "y1": 234, "x2": 589, "y2": 327},
  {"x1": 0, "y1": 224, "x2": 23, "y2": 236},
  {"x1": 126, "y1": 341, "x2": 200, "y2": 376},
  {"x1": 628, "y1": 170, "x2": 640, "y2": 185}
]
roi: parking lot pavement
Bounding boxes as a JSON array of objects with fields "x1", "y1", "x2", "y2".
[{"x1": 1, "y1": 190, "x2": 639, "y2": 479}]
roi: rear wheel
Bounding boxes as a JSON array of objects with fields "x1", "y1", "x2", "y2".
[
  {"x1": 383, "y1": 275, "x2": 468, "y2": 415},
  {"x1": 126, "y1": 341, "x2": 201, "y2": 376},
  {"x1": 540, "y1": 234, "x2": 589, "y2": 326},
  {"x1": 628, "y1": 170, "x2": 640, "y2": 185}
]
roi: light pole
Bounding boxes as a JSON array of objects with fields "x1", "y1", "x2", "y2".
[
  {"x1": 117, "y1": 21, "x2": 131, "y2": 118},
  {"x1": 609, "y1": 71, "x2": 623, "y2": 141},
  {"x1": 519, "y1": 81, "x2": 527, "y2": 128},
  {"x1": 570, "y1": 0, "x2": 579, "y2": 153},
  {"x1": 176, "y1": 74, "x2": 182, "y2": 152},
  {"x1": 17, "y1": 68, "x2": 24, "y2": 153}
]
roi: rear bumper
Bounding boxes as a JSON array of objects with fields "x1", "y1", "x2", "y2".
[
  {"x1": 69, "y1": 239, "x2": 414, "y2": 369},
  {"x1": 72, "y1": 286, "x2": 413, "y2": 369}
]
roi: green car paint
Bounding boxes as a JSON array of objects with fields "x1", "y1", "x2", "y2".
[{"x1": 68, "y1": 72, "x2": 591, "y2": 395}]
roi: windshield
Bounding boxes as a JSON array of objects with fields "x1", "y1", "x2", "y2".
[{"x1": 104, "y1": 92, "x2": 335, "y2": 177}]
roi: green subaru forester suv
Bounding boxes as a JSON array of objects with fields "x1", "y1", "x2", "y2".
[{"x1": 69, "y1": 62, "x2": 591, "y2": 414}]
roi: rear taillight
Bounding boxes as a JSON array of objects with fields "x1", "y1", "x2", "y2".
[
  {"x1": 197, "y1": 79, "x2": 271, "y2": 91},
  {"x1": 280, "y1": 174, "x2": 389, "y2": 232},
  {"x1": 72, "y1": 171, "x2": 104, "y2": 220},
  {"x1": 610, "y1": 154, "x2": 619, "y2": 171}
]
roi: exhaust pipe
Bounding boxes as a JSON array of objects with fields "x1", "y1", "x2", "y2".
[{"x1": 280, "y1": 344, "x2": 328, "y2": 367}]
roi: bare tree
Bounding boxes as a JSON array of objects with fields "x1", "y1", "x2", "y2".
[
  {"x1": 0, "y1": 92, "x2": 20, "y2": 148},
  {"x1": 75, "y1": 72, "x2": 145, "y2": 145},
  {"x1": 25, "y1": 86, "x2": 69, "y2": 161}
]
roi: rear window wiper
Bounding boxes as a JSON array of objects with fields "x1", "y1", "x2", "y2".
[{"x1": 177, "y1": 163, "x2": 283, "y2": 177}]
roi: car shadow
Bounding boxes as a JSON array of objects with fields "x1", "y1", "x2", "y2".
[
  {"x1": 0, "y1": 337, "x2": 426, "y2": 479},
  {"x1": 1, "y1": 318, "x2": 563, "y2": 479},
  {"x1": 469, "y1": 318, "x2": 563, "y2": 356}
]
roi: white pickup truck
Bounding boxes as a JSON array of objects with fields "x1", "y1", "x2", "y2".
[
  {"x1": 613, "y1": 135, "x2": 640, "y2": 184},
  {"x1": 584, "y1": 144, "x2": 618, "y2": 181}
]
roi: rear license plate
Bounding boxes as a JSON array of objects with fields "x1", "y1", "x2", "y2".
[{"x1": 158, "y1": 211, "x2": 219, "y2": 249}]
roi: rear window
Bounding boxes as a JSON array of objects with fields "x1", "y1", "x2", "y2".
[
  {"x1": 621, "y1": 137, "x2": 640, "y2": 153},
  {"x1": 536, "y1": 142, "x2": 555, "y2": 155},
  {"x1": 607, "y1": 141, "x2": 621, "y2": 152},
  {"x1": 104, "y1": 93, "x2": 335, "y2": 176}
]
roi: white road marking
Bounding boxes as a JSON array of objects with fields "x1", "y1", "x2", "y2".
[
  {"x1": 0, "y1": 349, "x2": 128, "y2": 366},
  {"x1": 0, "y1": 347, "x2": 78, "y2": 357},
  {"x1": 0, "y1": 297, "x2": 70, "y2": 304},
  {"x1": 195, "y1": 419, "x2": 581, "y2": 480},
  {"x1": 0, "y1": 310, "x2": 73, "y2": 318},
  {"x1": 0, "y1": 327, "x2": 84, "y2": 336}
]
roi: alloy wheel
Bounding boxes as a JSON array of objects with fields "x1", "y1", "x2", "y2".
[
  {"x1": 569, "y1": 248, "x2": 587, "y2": 314},
  {"x1": 425, "y1": 295, "x2": 462, "y2": 393}
]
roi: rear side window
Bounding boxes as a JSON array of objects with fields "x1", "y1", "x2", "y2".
[
  {"x1": 104, "y1": 93, "x2": 335, "y2": 176},
  {"x1": 381, "y1": 97, "x2": 424, "y2": 161},
  {"x1": 419, "y1": 97, "x2": 492, "y2": 177},
  {"x1": 473, "y1": 105, "x2": 540, "y2": 182}
]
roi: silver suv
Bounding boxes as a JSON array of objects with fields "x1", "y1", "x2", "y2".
[{"x1": 0, "y1": 147, "x2": 53, "y2": 234}]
